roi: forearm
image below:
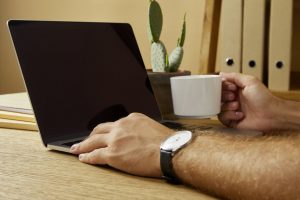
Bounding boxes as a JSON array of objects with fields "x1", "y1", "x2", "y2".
[
  {"x1": 173, "y1": 132, "x2": 300, "y2": 200},
  {"x1": 274, "y1": 99, "x2": 300, "y2": 130}
]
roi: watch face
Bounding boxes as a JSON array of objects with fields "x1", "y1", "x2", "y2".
[{"x1": 161, "y1": 131, "x2": 192, "y2": 152}]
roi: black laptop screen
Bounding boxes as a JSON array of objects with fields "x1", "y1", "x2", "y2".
[{"x1": 8, "y1": 20, "x2": 161, "y2": 145}]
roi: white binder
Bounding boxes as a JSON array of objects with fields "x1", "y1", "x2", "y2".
[
  {"x1": 218, "y1": 0, "x2": 243, "y2": 73},
  {"x1": 242, "y1": 0, "x2": 266, "y2": 80},
  {"x1": 268, "y1": 0, "x2": 293, "y2": 91}
]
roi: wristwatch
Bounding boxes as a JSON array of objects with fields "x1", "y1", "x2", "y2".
[{"x1": 160, "y1": 130, "x2": 192, "y2": 183}]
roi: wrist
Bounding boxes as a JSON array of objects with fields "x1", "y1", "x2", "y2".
[
  {"x1": 160, "y1": 131, "x2": 192, "y2": 183},
  {"x1": 171, "y1": 134, "x2": 202, "y2": 184}
]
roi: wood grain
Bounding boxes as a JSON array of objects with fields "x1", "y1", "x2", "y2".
[
  {"x1": 272, "y1": 89, "x2": 300, "y2": 101},
  {"x1": 199, "y1": 0, "x2": 221, "y2": 74},
  {"x1": 0, "y1": 128, "x2": 216, "y2": 200},
  {"x1": 1, "y1": 89, "x2": 298, "y2": 199}
]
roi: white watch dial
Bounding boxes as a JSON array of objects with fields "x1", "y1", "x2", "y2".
[{"x1": 161, "y1": 131, "x2": 192, "y2": 152}]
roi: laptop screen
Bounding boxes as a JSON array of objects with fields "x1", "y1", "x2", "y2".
[{"x1": 8, "y1": 20, "x2": 161, "y2": 145}]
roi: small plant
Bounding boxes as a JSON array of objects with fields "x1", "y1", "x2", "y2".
[{"x1": 148, "y1": 0, "x2": 186, "y2": 72}]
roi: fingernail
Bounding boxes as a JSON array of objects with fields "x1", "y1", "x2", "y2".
[
  {"x1": 79, "y1": 154, "x2": 85, "y2": 161},
  {"x1": 70, "y1": 144, "x2": 78, "y2": 152}
]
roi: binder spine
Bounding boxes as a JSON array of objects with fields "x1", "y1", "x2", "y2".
[
  {"x1": 242, "y1": 0, "x2": 266, "y2": 80},
  {"x1": 219, "y1": 0, "x2": 243, "y2": 73},
  {"x1": 268, "y1": 0, "x2": 293, "y2": 91}
]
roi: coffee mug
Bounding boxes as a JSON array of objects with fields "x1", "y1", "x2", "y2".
[{"x1": 170, "y1": 75, "x2": 221, "y2": 118}]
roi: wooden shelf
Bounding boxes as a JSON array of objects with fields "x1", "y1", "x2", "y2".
[
  {"x1": 272, "y1": 90, "x2": 300, "y2": 102},
  {"x1": 271, "y1": 72, "x2": 300, "y2": 101}
]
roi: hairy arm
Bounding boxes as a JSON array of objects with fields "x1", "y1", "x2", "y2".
[
  {"x1": 71, "y1": 113, "x2": 300, "y2": 200},
  {"x1": 173, "y1": 132, "x2": 300, "y2": 200}
]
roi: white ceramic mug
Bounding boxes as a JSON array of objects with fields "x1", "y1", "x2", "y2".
[{"x1": 170, "y1": 75, "x2": 221, "y2": 118}]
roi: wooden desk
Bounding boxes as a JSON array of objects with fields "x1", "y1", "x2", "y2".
[
  {"x1": 2, "y1": 90, "x2": 298, "y2": 199},
  {"x1": 0, "y1": 128, "x2": 216, "y2": 200}
]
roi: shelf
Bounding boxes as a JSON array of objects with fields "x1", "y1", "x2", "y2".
[{"x1": 272, "y1": 91, "x2": 300, "y2": 101}]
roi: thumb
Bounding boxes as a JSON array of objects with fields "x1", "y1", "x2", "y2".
[{"x1": 220, "y1": 72, "x2": 255, "y2": 88}]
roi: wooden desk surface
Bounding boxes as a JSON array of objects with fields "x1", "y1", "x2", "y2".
[{"x1": 0, "y1": 128, "x2": 216, "y2": 200}]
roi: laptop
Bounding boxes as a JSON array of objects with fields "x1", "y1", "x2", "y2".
[{"x1": 7, "y1": 20, "x2": 208, "y2": 153}]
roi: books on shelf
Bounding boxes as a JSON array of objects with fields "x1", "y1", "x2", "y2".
[
  {"x1": 0, "y1": 92, "x2": 33, "y2": 114},
  {"x1": 0, "y1": 92, "x2": 37, "y2": 131},
  {"x1": 0, "y1": 110, "x2": 35, "y2": 122},
  {"x1": 0, "y1": 106, "x2": 33, "y2": 115},
  {"x1": 0, "y1": 118, "x2": 38, "y2": 131}
]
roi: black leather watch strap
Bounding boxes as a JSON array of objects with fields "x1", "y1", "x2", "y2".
[{"x1": 160, "y1": 149, "x2": 180, "y2": 184}]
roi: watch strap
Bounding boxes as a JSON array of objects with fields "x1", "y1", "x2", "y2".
[{"x1": 160, "y1": 149, "x2": 180, "y2": 184}]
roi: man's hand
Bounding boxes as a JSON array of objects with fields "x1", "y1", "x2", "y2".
[
  {"x1": 70, "y1": 113, "x2": 174, "y2": 177},
  {"x1": 218, "y1": 72, "x2": 281, "y2": 131}
]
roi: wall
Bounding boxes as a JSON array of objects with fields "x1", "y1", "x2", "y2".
[{"x1": 0, "y1": 0, "x2": 206, "y2": 94}]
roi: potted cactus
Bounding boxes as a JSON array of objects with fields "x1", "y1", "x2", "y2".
[{"x1": 147, "y1": 0, "x2": 190, "y2": 118}]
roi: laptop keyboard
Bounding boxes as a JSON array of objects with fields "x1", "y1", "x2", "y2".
[
  {"x1": 63, "y1": 140, "x2": 84, "y2": 147},
  {"x1": 161, "y1": 121, "x2": 183, "y2": 129}
]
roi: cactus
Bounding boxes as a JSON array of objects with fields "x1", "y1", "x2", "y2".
[
  {"x1": 151, "y1": 41, "x2": 167, "y2": 72},
  {"x1": 168, "y1": 14, "x2": 186, "y2": 72},
  {"x1": 167, "y1": 46, "x2": 184, "y2": 72},
  {"x1": 148, "y1": 0, "x2": 186, "y2": 72},
  {"x1": 148, "y1": 0, "x2": 163, "y2": 43}
]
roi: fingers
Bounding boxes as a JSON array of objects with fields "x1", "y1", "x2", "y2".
[
  {"x1": 220, "y1": 72, "x2": 256, "y2": 88},
  {"x1": 79, "y1": 148, "x2": 109, "y2": 165},
  {"x1": 218, "y1": 111, "x2": 244, "y2": 127},
  {"x1": 222, "y1": 91, "x2": 236, "y2": 102},
  {"x1": 222, "y1": 81, "x2": 238, "y2": 102},
  {"x1": 70, "y1": 133, "x2": 108, "y2": 154},
  {"x1": 222, "y1": 81, "x2": 237, "y2": 91},
  {"x1": 221, "y1": 101, "x2": 239, "y2": 111},
  {"x1": 90, "y1": 122, "x2": 114, "y2": 135}
]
